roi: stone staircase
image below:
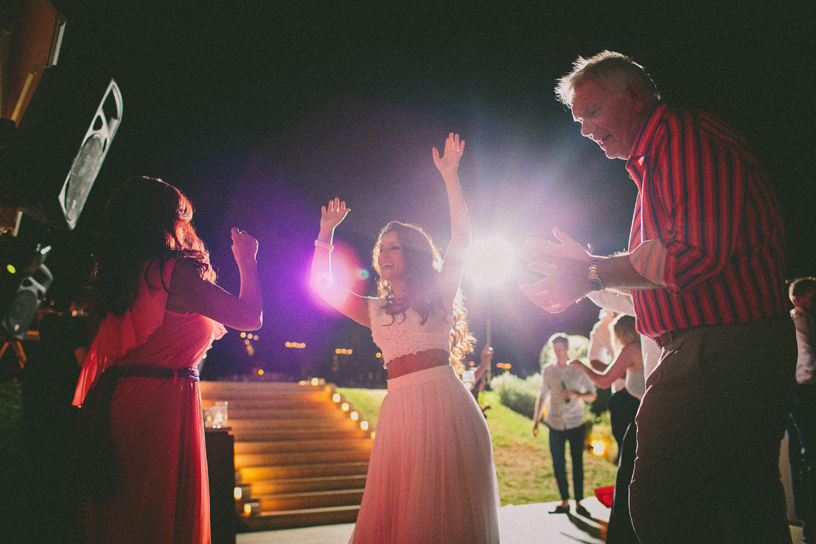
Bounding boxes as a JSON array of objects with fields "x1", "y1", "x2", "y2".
[{"x1": 199, "y1": 380, "x2": 373, "y2": 531}]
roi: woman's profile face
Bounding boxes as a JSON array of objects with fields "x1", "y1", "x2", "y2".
[{"x1": 377, "y1": 231, "x2": 406, "y2": 283}]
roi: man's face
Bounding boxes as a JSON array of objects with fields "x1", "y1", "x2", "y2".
[
  {"x1": 552, "y1": 342, "x2": 569, "y2": 364},
  {"x1": 795, "y1": 290, "x2": 816, "y2": 314},
  {"x1": 571, "y1": 78, "x2": 645, "y2": 161}
]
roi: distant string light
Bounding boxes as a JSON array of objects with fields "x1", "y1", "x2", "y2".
[
  {"x1": 335, "y1": 348, "x2": 353, "y2": 355},
  {"x1": 285, "y1": 342, "x2": 306, "y2": 349},
  {"x1": 496, "y1": 363, "x2": 511, "y2": 370}
]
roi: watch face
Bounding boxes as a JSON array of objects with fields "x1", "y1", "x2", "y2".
[{"x1": 587, "y1": 278, "x2": 604, "y2": 292}]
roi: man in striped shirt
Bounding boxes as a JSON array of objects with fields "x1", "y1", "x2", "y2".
[{"x1": 520, "y1": 51, "x2": 796, "y2": 543}]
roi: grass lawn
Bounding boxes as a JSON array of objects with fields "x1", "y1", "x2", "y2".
[
  {"x1": 339, "y1": 388, "x2": 618, "y2": 506},
  {"x1": 337, "y1": 387, "x2": 387, "y2": 429}
]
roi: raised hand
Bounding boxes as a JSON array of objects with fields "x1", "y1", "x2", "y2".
[
  {"x1": 320, "y1": 198, "x2": 350, "y2": 232},
  {"x1": 524, "y1": 228, "x2": 592, "y2": 269},
  {"x1": 478, "y1": 345, "x2": 494, "y2": 372},
  {"x1": 519, "y1": 257, "x2": 592, "y2": 313},
  {"x1": 231, "y1": 227, "x2": 258, "y2": 264},
  {"x1": 432, "y1": 132, "x2": 465, "y2": 179},
  {"x1": 519, "y1": 228, "x2": 594, "y2": 313}
]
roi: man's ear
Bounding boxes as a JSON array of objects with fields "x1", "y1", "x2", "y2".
[
  {"x1": 793, "y1": 294, "x2": 804, "y2": 308},
  {"x1": 625, "y1": 83, "x2": 650, "y2": 113}
]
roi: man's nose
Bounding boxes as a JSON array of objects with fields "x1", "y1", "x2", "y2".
[{"x1": 580, "y1": 121, "x2": 593, "y2": 138}]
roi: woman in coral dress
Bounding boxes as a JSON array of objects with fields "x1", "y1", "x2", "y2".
[
  {"x1": 72, "y1": 177, "x2": 262, "y2": 544},
  {"x1": 310, "y1": 134, "x2": 500, "y2": 543}
]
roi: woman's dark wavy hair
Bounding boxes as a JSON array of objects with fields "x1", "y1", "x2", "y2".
[
  {"x1": 93, "y1": 176, "x2": 215, "y2": 318},
  {"x1": 372, "y1": 221, "x2": 475, "y2": 372}
]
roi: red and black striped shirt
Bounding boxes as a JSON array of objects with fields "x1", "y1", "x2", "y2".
[{"x1": 626, "y1": 103, "x2": 789, "y2": 339}]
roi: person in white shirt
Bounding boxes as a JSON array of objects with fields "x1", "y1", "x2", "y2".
[{"x1": 533, "y1": 334, "x2": 596, "y2": 516}]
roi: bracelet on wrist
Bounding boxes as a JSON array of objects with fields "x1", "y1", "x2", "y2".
[
  {"x1": 314, "y1": 239, "x2": 334, "y2": 251},
  {"x1": 587, "y1": 259, "x2": 605, "y2": 292}
]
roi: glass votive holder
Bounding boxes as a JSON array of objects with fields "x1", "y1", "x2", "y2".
[
  {"x1": 212, "y1": 401, "x2": 228, "y2": 428},
  {"x1": 203, "y1": 407, "x2": 214, "y2": 428}
]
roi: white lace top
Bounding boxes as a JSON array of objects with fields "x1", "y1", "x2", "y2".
[{"x1": 367, "y1": 297, "x2": 453, "y2": 368}]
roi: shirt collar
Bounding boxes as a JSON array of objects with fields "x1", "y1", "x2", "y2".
[{"x1": 626, "y1": 102, "x2": 668, "y2": 170}]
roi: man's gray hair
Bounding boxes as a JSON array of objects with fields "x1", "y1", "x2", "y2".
[{"x1": 555, "y1": 50, "x2": 660, "y2": 107}]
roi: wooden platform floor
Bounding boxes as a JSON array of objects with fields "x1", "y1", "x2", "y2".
[{"x1": 237, "y1": 497, "x2": 808, "y2": 544}]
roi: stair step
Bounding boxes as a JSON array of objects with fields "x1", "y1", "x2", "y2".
[
  {"x1": 229, "y1": 418, "x2": 361, "y2": 431},
  {"x1": 257, "y1": 489, "x2": 365, "y2": 511},
  {"x1": 227, "y1": 407, "x2": 349, "y2": 420},
  {"x1": 240, "y1": 461, "x2": 370, "y2": 481},
  {"x1": 236, "y1": 449, "x2": 371, "y2": 468},
  {"x1": 201, "y1": 381, "x2": 326, "y2": 393},
  {"x1": 249, "y1": 475, "x2": 367, "y2": 495},
  {"x1": 241, "y1": 505, "x2": 359, "y2": 531},
  {"x1": 200, "y1": 383, "x2": 329, "y2": 402},
  {"x1": 202, "y1": 398, "x2": 335, "y2": 410},
  {"x1": 236, "y1": 439, "x2": 373, "y2": 455},
  {"x1": 201, "y1": 380, "x2": 373, "y2": 530},
  {"x1": 231, "y1": 428, "x2": 370, "y2": 442}
]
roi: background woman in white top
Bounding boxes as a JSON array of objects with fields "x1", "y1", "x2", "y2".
[{"x1": 310, "y1": 133, "x2": 500, "y2": 544}]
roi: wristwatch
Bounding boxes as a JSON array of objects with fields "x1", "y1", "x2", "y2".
[{"x1": 587, "y1": 259, "x2": 605, "y2": 292}]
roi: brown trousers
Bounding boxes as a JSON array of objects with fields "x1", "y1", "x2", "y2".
[{"x1": 630, "y1": 315, "x2": 796, "y2": 544}]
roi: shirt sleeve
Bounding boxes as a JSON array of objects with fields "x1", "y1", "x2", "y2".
[
  {"x1": 644, "y1": 111, "x2": 751, "y2": 293},
  {"x1": 587, "y1": 291, "x2": 637, "y2": 316},
  {"x1": 629, "y1": 240, "x2": 669, "y2": 287},
  {"x1": 535, "y1": 367, "x2": 551, "y2": 422}
]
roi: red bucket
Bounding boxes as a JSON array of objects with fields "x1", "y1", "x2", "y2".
[{"x1": 594, "y1": 485, "x2": 615, "y2": 508}]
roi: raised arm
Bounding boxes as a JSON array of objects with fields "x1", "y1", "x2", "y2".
[
  {"x1": 167, "y1": 227, "x2": 263, "y2": 331},
  {"x1": 569, "y1": 342, "x2": 642, "y2": 390},
  {"x1": 474, "y1": 345, "x2": 493, "y2": 383},
  {"x1": 432, "y1": 133, "x2": 470, "y2": 305},
  {"x1": 310, "y1": 198, "x2": 371, "y2": 327}
]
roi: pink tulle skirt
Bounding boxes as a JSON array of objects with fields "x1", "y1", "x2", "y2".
[{"x1": 351, "y1": 364, "x2": 501, "y2": 544}]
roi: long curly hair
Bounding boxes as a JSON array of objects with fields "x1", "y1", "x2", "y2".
[
  {"x1": 93, "y1": 176, "x2": 215, "y2": 318},
  {"x1": 371, "y1": 221, "x2": 475, "y2": 372}
]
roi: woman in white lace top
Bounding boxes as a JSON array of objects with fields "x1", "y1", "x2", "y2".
[{"x1": 310, "y1": 133, "x2": 500, "y2": 544}]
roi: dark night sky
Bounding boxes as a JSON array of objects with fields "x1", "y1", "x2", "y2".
[{"x1": 7, "y1": 0, "x2": 814, "y2": 377}]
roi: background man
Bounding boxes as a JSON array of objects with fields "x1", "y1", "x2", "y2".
[
  {"x1": 520, "y1": 51, "x2": 796, "y2": 543},
  {"x1": 789, "y1": 277, "x2": 816, "y2": 542},
  {"x1": 532, "y1": 334, "x2": 596, "y2": 517}
]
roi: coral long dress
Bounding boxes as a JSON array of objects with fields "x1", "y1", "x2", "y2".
[{"x1": 73, "y1": 259, "x2": 226, "y2": 544}]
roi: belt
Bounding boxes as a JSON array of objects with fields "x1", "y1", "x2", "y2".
[
  {"x1": 654, "y1": 330, "x2": 678, "y2": 349},
  {"x1": 117, "y1": 364, "x2": 200, "y2": 383},
  {"x1": 653, "y1": 313, "x2": 791, "y2": 349}
]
